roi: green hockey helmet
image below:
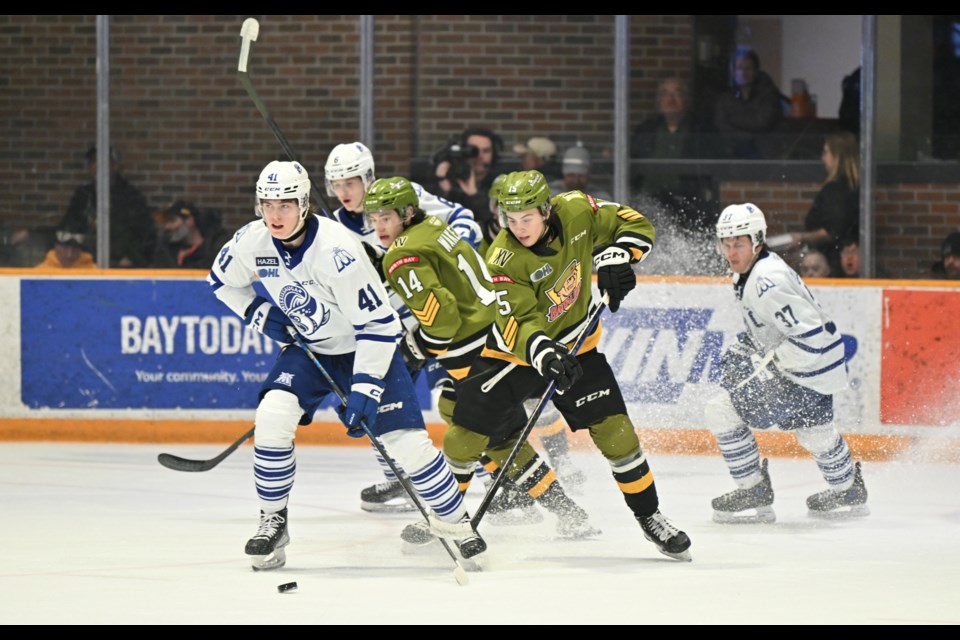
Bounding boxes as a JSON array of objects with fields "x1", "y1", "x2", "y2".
[
  {"x1": 363, "y1": 176, "x2": 419, "y2": 220},
  {"x1": 497, "y1": 170, "x2": 551, "y2": 228}
]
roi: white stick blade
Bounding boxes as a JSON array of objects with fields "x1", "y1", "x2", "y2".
[{"x1": 240, "y1": 18, "x2": 260, "y2": 40}]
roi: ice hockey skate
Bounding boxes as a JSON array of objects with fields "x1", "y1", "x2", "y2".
[
  {"x1": 807, "y1": 461, "x2": 869, "y2": 519},
  {"x1": 536, "y1": 480, "x2": 601, "y2": 539},
  {"x1": 712, "y1": 458, "x2": 776, "y2": 524},
  {"x1": 245, "y1": 508, "x2": 289, "y2": 571},
  {"x1": 550, "y1": 453, "x2": 587, "y2": 494},
  {"x1": 637, "y1": 510, "x2": 692, "y2": 561},
  {"x1": 360, "y1": 479, "x2": 417, "y2": 513},
  {"x1": 485, "y1": 478, "x2": 544, "y2": 526}
]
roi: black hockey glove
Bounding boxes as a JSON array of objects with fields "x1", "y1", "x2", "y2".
[
  {"x1": 532, "y1": 341, "x2": 583, "y2": 394},
  {"x1": 593, "y1": 244, "x2": 637, "y2": 312},
  {"x1": 398, "y1": 328, "x2": 430, "y2": 378},
  {"x1": 244, "y1": 296, "x2": 296, "y2": 344},
  {"x1": 361, "y1": 241, "x2": 387, "y2": 283}
]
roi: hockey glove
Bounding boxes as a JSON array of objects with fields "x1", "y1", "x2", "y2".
[
  {"x1": 532, "y1": 341, "x2": 583, "y2": 394},
  {"x1": 398, "y1": 328, "x2": 430, "y2": 377},
  {"x1": 361, "y1": 241, "x2": 387, "y2": 283},
  {"x1": 593, "y1": 244, "x2": 637, "y2": 313},
  {"x1": 337, "y1": 373, "x2": 385, "y2": 436},
  {"x1": 244, "y1": 296, "x2": 296, "y2": 344}
]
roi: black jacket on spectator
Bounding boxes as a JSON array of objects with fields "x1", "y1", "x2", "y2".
[{"x1": 804, "y1": 176, "x2": 859, "y2": 274}]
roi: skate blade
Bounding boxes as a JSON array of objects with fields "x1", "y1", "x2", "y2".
[
  {"x1": 658, "y1": 547, "x2": 693, "y2": 562},
  {"x1": 250, "y1": 547, "x2": 287, "y2": 571},
  {"x1": 807, "y1": 504, "x2": 870, "y2": 520},
  {"x1": 486, "y1": 508, "x2": 544, "y2": 527},
  {"x1": 361, "y1": 500, "x2": 418, "y2": 514},
  {"x1": 712, "y1": 506, "x2": 776, "y2": 524}
]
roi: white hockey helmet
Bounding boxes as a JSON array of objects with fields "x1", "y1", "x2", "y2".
[
  {"x1": 324, "y1": 142, "x2": 376, "y2": 198},
  {"x1": 255, "y1": 160, "x2": 311, "y2": 219},
  {"x1": 716, "y1": 202, "x2": 767, "y2": 253}
]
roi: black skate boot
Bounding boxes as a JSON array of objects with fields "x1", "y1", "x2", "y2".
[
  {"x1": 400, "y1": 516, "x2": 486, "y2": 567},
  {"x1": 807, "y1": 461, "x2": 869, "y2": 518},
  {"x1": 537, "y1": 481, "x2": 601, "y2": 540},
  {"x1": 637, "y1": 509, "x2": 692, "y2": 561},
  {"x1": 245, "y1": 507, "x2": 289, "y2": 571},
  {"x1": 712, "y1": 458, "x2": 776, "y2": 524},
  {"x1": 361, "y1": 479, "x2": 416, "y2": 513},
  {"x1": 486, "y1": 477, "x2": 544, "y2": 526}
]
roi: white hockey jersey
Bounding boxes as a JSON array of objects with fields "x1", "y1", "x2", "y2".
[
  {"x1": 207, "y1": 215, "x2": 401, "y2": 380},
  {"x1": 733, "y1": 250, "x2": 848, "y2": 395}
]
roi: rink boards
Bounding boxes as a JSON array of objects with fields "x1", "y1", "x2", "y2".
[{"x1": 1, "y1": 270, "x2": 958, "y2": 461}]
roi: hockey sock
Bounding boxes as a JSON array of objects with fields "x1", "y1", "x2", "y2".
[{"x1": 253, "y1": 444, "x2": 296, "y2": 512}]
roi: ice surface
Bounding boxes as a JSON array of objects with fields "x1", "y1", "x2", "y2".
[{"x1": 1, "y1": 443, "x2": 957, "y2": 625}]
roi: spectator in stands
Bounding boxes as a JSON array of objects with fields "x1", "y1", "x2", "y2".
[
  {"x1": 548, "y1": 144, "x2": 612, "y2": 200},
  {"x1": 782, "y1": 132, "x2": 860, "y2": 274},
  {"x1": 799, "y1": 247, "x2": 831, "y2": 278},
  {"x1": 514, "y1": 136, "x2": 561, "y2": 182},
  {"x1": 713, "y1": 48, "x2": 788, "y2": 159},
  {"x1": 837, "y1": 234, "x2": 862, "y2": 278},
  {"x1": 35, "y1": 224, "x2": 98, "y2": 270},
  {"x1": 929, "y1": 231, "x2": 960, "y2": 280},
  {"x1": 631, "y1": 77, "x2": 718, "y2": 232},
  {"x1": 59, "y1": 145, "x2": 156, "y2": 268},
  {"x1": 434, "y1": 126, "x2": 505, "y2": 233},
  {"x1": 151, "y1": 200, "x2": 231, "y2": 269}
]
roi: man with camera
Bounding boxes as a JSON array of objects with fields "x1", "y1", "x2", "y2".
[{"x1": 433, "y1": 127, "x2": 505, "y2": 238}]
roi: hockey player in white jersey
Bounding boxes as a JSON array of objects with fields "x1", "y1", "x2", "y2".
[
  {"x1": 207, "y1": 160, "x2": 485, "y2": 570},
  {"x1": 324, "y1": 141, "x2": 484, "y2": 514},
  {"x1": 706, "y1": 203, "x2": 868, "y2": 523}
]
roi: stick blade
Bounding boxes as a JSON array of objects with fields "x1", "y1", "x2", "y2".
[
  {"x1": 240, "y1": 18, "x2": 259, "y2": 40},
  {"x1": 157, "y1": 452, "x2": 212, "y2": 473}
]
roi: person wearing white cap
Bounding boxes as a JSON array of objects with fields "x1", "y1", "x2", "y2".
[
  {"x1": 548, "y1": 144, "x2": 611, "y2": 200},
  {"x1": 514, "y1": 136, "x2": 561, "y2": 181}
]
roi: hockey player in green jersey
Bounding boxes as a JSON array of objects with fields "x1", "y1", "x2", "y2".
[
  {"x1": 444, "y1": 169, "x2": 692, "y2": 561},
  {"x1": 363, "y1": 176, "x2": 599, "y2": 543}
]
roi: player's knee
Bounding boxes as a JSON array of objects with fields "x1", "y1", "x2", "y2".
[
  {"x1": 255, "y1": 389, "x2": 302, "y2": 447},
  {"x1": 705, "y1": 393, "x2": 742, "y2": 435},
  {"x1": 794, "y1": 425, "x2": 840, "y2": 455},
  {"x1": 379, "y1": 428, "x2": 436, "y2": 473},
  {"x1": 443, "y1": 424, "x2": 490, "y2": 468},
  {"x1": 437, "y1": 395, "x2": 456, "y2": 428},
  {"x1": 588, "y1": 414, "x2": 640, "y2": 461}
]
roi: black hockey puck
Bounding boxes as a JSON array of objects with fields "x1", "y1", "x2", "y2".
[{"x1": 277, "y1": 581, "x2": 298, "y2": 593}]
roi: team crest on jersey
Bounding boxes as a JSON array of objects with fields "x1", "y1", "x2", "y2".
[
  {"x1": 489, "y1": 248, "x2": 514, "y2": 268},
  {"x1": 278, "y1": 283, "x2": 330, "y2": 334},
  {"x1": 530, "y1": 263, "x2": 554, "y2": 282},
  {"x1": 755, "y1": 276, "x2": 777, "y2": 298},
  {"x1": 333, "y1": 246, "x2": 356, "y2": 272},
  {"x1": 274, "y1": 372, "x2": 295, "y2": 386},
  {"x1": 544, "y1": 260, "x2": 582, "y2": 322}
]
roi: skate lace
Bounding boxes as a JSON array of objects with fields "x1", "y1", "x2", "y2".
[
  {"x1": 643, "y1": 511, "x2": 679, "y2": 541},
  {"x1": 253, "y1": 512, "x2": 285, "y2": 540},
  {"x1": 373, "y1": 480, "x2": 399, "y2": 492}
]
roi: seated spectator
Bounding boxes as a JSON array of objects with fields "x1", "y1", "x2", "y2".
[
  {"x1": 631, "y1": 77, "x2": 719, "y2": 233},
  {"x1": 929, "y1": 231, "x2": 960, "y2": 280},
  {"x1": 781, "y1": 132, "x2": 860, "y2": 274},
  {"x1": 548, "y1": 144, "x2": 612, "y2": 200},
  {"x1": 713, "y1": 48, "x2": 788, "y2": 159},
  {"x1": 838, "y1": 234, "x2": 861, "y2": 278},
  {"x1": 799, "y1": 247, "x2": 831, "y2": 278},
  {"x1": 151, "y1": 200, "x2": 231, "y2": 269},
  {"x1": 513, "y1": 136, "x2": 561, "y2": 181},
  {"x1": 35, "y1": 225, "x2": 98, "y2": 270},
  {"x1": 60, "y1": 145, "x2": 157, "y2": 268}
]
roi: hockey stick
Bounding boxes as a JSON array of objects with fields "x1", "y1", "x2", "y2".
[
  {"x1": 237, "y1": 18, "x2": 337, "y2": 216},
  {"x1": 285, "y1": 327, "x2": 470, "y2": 586},
  {"x1": 157, "y1": 427, "x2": 255, "y2": 472},
  {"x1": 433, "y1": 295, "x2": 609, "y2": 539}
]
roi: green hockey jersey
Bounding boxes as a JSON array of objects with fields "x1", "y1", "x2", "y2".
[
  {"x1": 483, "y1": 190, "x2": 654, "y2": 366},
  {"x1": 383, "y1": 215, "x2": 496, "y2": 379}
]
